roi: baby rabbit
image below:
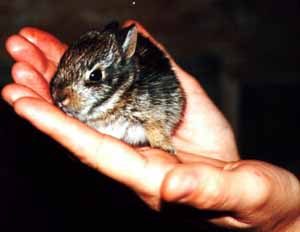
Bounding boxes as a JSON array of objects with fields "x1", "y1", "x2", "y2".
[{"x1": 51, "y1": 22, "x2": 184, "y2": 154}]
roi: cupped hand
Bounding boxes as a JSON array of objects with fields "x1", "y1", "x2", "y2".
[
  {"x1": 3, "y1": 19, "x2": 237, "y2": 205},
  {"x1": 2, "y1": 21, "x2": 299, "y2": 231},
  {"x1": 3, "y1": 19, "x2": 238, "y2": 202},
  {"x1": 3, "y1": 21, "x2": 239, "y2": 161}
]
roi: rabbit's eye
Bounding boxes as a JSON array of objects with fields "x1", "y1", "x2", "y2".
[{"x1": 89, "y1": 69, "x2": 103, "y2": 82}]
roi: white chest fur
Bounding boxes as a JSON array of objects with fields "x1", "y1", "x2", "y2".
[{"x1": 88, "y1": 118, "x2": 148, "y2": 145}]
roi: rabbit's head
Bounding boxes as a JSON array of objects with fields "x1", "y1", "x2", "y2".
[{"x1": 51, "y1": 25, "x2": 139, "y2": 122}]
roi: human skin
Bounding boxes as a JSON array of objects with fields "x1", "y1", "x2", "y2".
[{"x1": 2, "y1": 21, "x2": 300, "y2": 231}]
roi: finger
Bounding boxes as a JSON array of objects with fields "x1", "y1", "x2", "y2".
[
  {"x1": 161, "y1": 163, "x2": 253, "y2": 228},
  {"x1": 1, "y1": 83, "x2": 42, "y2": 105},
  {"x1": 6, "y1": 35, "x2": 57, "y2": 82},
  {"x1": 12, "y1": 62, "x2": 52, "y2": 102},
  {"x1": 13, "y1": 97, "x2": 151, "y2": 191},
  {"x1": 161, "y1": 162, "x2": 273, "y2": 214},
  {"x1": 19, "y1": 27, "x2": 67, "y2": 65}
]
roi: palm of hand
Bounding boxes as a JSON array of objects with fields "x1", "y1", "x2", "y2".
[
  {"x1": 4, "y1": 24, "x2": 300, "y2": 232},
  {"x1": 3, "y1": 23, "x2": 238, "y2": 208}
]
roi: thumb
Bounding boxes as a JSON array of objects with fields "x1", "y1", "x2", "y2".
[{"x1": 161, "y1": 162, "x2": 271, "y2": 213}]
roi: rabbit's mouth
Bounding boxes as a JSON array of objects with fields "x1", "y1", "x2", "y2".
[
  {"x1": 57, "y1": 102, "x2": 88, "y2": 123},
  {"x1": 57, "y1": 103, "x2": 75, "y2": 116}
]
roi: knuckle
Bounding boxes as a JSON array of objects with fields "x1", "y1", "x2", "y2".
[
  {"x1": 201, "y1": 185, "x2": 225, "y2": 209},
  {"x1": 194, "y1": 169, "x2": 226, "y2": 209},
  {"x1": 239, "y1": 165, "x2": 273, "y2": 209}
]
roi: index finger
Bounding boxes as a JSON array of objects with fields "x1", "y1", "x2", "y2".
[
  {"x1": 19, "y1": 27, "x2": 68, "y2": 65},
  {"x1": 13, "y1": 97, "x2": 149, "y2": 189}
]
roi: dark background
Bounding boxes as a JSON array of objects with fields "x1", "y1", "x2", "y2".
[{"x1": 1, "y1": 0, "x2": 300, "y2": 231}]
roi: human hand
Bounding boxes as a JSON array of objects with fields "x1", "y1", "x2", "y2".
[
  {"x1": 3, "y1": 21, "x2": 299, "y2": 231},
  {"x1": 2, "y1": 19, "x2": 235, "y2": 203},
  {"x1": 3, "y1": 21, "x2": 239, "y2": 162},
  {"x1": 161, "y1": 158, "x2": 300, "y2": 232}
]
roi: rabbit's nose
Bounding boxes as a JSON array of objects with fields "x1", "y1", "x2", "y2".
[
  {"x1": 61, "y1": 96, "x2": 70, "y2": 106},
  {"x1": 54, "y1": 89, "x2": 71, "y2": 106}
]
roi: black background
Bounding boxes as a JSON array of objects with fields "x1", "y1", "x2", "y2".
[{"x1": 1, "y1": 0, "x2": 300, "y2": 231}]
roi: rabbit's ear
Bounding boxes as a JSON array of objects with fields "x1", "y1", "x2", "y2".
[{"x1": 122, "y1": 25, "x2": 138, "y2": 59}]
